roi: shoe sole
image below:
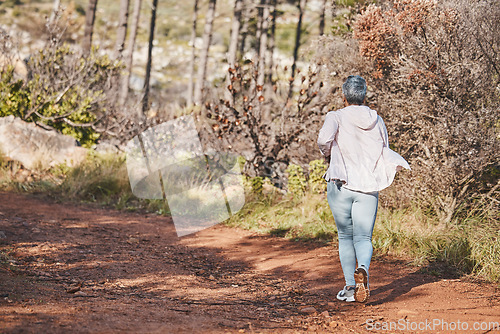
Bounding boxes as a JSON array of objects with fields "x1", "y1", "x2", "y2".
[{"x1": 354, "y1": 267, "x2": 369, "y2": 303}]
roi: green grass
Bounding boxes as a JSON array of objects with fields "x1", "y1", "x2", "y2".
[{"x1": 225, "y1": 189, "x2": 336, "y2": 242}]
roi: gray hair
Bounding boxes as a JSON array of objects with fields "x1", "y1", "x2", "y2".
[{"x1": 342, "y1": 75, "x2": 367, "y2": 105}]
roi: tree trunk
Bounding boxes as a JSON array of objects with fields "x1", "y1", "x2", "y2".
[
  {"x1": 239, "y1": 1, "x2": 249, "y2": 57},
  {"x1": 82, "y1": 0, "x2": 99, "y2": 54},
  {"x1": 255, "y1": 2, "x2": 264, "y2": 56},
  {"x1": 266, "y1": 0, "x2": 277, "y2": 83},
  {"x1": 227, "y1": 0, "x2": 243, "y2": 68},
  {"x1": 193, "y1": 0, "x2": 217, "y2": 105},
  {"x1": 225, "y1": 0, "x2": 243, "y2": 103},
  {"x1": 114, "y1": 0, "x2": 130, "y2": 60},
  {"x1": 119, "y1": 0, "x2": 142, "y2": 107},
  {"x1": 142, "y1": 0, "x2": 159, "y2": 115},
  {"x1": 289, "y1": 0, "x2": 307, "y2": 97},
  {"x1": 187, "y1": 0, "x2": 200, "y2": 106},
  {"x1": 319, "y1": 0, "x2": 326, "y2": 35},
  {"x1": 257, "y1": 0, "x2": 269, "y2": 87}
]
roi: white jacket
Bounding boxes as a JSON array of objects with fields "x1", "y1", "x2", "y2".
[{"x1": 317, "y1": 105, "x2": 410, "y2": 193}]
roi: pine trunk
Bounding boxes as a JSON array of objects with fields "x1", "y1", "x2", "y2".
[
  {"x1": 114, "y1": 0, "x2": 130, "y2": 59},
  {"x1": 142, "y1": 0, "x2": 159, "y2": 115},
  {"x1": 319, "y1": 0, "x2": 326, "y2": 35},
  {"x1": 119, "y1": 0, "x2": 142, "y2": 107},
  {"x1": 227, "y1": 0, "x2": 243, "y2": 68},
  {"x1": 193, "y1": 0, "x2": 217, "y2": 105},
  {"x1": 239, "y1": 2, "x2": 249, "y2": 56},
  {"x1": 266, "y1": 0, "x2": 277, "y2": 83},
  {"x1": 82, "y1": 0, "x2": 99, "y2": 54},
  {"x1": 225, "y1": 0, "x2": 243, "y2": 103},
  {"x1": 187, "y1": 0, "x2": 200, "y2": 106},
  {"x1": 289, "y1": 0, "x2": 307, "y2": 97},
  {"x1": 257, "y1": 0, "x2": 269, "y2": 87}
]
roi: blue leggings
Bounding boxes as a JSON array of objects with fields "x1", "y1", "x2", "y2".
[{"x1": 327, "y1": 181, "x2": 379, "y2": 286}]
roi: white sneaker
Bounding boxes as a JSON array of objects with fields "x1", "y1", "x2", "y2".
[{"x1": 336, "y1": 286, "x2": 355, "y2": 302}]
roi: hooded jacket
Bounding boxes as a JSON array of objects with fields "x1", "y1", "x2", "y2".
[{"x1": 317, "y1": 105, "x2": 410, "y2": 193}]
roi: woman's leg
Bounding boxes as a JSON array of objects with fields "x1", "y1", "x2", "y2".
[
  {"x1": 351, "y1": 191, "x2": 379, "y2": 272},
  {"x1": 327, "y1": 181, "x2": 356, "y2": 287}
]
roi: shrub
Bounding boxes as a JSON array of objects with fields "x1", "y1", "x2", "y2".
[
  {"x1": 286, "y1": 164, "x2": 306, "y2": 197},
  {"x1": 352, "y1": 0, "x2": 500, "y2": 220},
  {"x1": 0, "y1": 21, "x2": 133, "y2": 148},
  {"x1": 308, "y1": 159, "x2": 327, "y2": 194},
  {"x1": 250, "y1": 176, "x2": 263, "y2": 196}
]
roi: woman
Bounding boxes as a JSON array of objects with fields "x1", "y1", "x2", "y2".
[{"x1": 317, "y1": 75, "x2": 410, "y2": 303}]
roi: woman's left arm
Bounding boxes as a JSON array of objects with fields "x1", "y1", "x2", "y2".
[{"x1": 317, "y1": 112, "x2": 338, "y2": 156}]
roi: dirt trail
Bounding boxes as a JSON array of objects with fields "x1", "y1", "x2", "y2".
[{"x1": 0, "y1": 192, "x2": 499, "y2": 333}]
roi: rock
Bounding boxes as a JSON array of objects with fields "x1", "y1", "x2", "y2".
[
  {"x1": 66, "y1": 282, "x2": 83, "y2": 293},
  {"x1": 321, "y1": 310, "x2": 330, "y2": 317},
  {"x1": 127, "y1": 237, "x2": 140, "y2": 244},
  {"x1": 73, "y1": 291, "x2": 87, "y2": 297},
  {"x1": 397, "y1": 309, "x2": 419, "y2": 315},
  {"x1": 299, "y1": 306, "x2": 317, "y2": 314},
  {"x1": 0, "y1": 231, "x2": 6, "y2": 239},
  {"x1": 0, "y1": 54, "x2": 28, "y2": 80},
  {"x1": 0, "y1": 115, "x2": 87, "y2": 170},
  {"x1": 329, "y1": 321, "x2": 339, "y2": 328},
  {"x1": 94, "y1": 142, "x2": 122, "y2": 154}
]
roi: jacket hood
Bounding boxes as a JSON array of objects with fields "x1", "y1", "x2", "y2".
[{"x1": 340, "y1": 105, "x2": 379, "y2": 130}]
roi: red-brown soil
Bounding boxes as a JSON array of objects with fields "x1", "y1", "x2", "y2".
[{"x1": 0, "y1": 192, "x2": 499, "y2": 333}]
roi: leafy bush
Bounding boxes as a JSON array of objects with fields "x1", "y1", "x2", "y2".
[
  {"x1": 0, "y1": 68, "x2": 30, "y2": 118},
  {"x1": 286, "y1": 164, "x2": 306, "y2": 197},
  {"x1": 0, "y1": 25, "x2": 126, "y2": 147},
  {"x1": 308, "y1": 159, "x2": 327, "y2": 194},
  {"x1": 250, "y1": 176, "x2": 264, "y2": 196}
]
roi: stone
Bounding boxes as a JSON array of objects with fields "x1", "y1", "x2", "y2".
[
  {"x1": 0, "y1": 115, "x2": 87, "y2": 170},
  {"x1": 299, "y1": 306, "x2": 317, "y2": 314}
]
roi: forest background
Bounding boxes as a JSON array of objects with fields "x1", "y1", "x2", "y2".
[{"x1": 0, "y1": 0, "x2": 498, "y2": 282}]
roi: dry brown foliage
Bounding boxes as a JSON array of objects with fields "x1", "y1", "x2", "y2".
[{"x1": 352, "y1": 0, "x2": 499, "y2": 221}]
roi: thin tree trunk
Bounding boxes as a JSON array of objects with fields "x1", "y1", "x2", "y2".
[
  {"x1": 255, "y1": 2, "x2": 264, "y2": 57},
  {"x1": 239, "y1": 2, "x2": 249, "y2": 57},
  {"x1": 289, "y1": 0, "x2": 307, "y2": 98},
  {"x1": 119, "y1": 0, "x2": 142, "y2": 107},
  {"x1": 114, "y1": 0, "x2": 130, "y2": 59},
  {"x1": 266, "y1": 0, "x2": 277, "y2": 83},
  {"x1": 49, "y1": 0, "x2": 61, "y2": 22},
  {"x1": 227, "y1": 0, "x2": 243, "y2": 68},
  {"x1": 193, "y1": 0, "x2": 217, "y2": 105},
  {"x1": 187, "y1": 0, "x2": 200, "y2": 106},
  {"x1": 82, "y1": 0, "x2": 98, "y2": 54},
  {"x1": 319, "y1": 0, "x2": 326, "y2": 35},
  {"x1": 257, "y1": 0, "x2": 269, "y2": 87},
  {"x1": 225, "y1": 0, "x2": 243, "y2": 103},
  {"x1": 142, "y1": 0, "x2": 159, "y2": 115}
]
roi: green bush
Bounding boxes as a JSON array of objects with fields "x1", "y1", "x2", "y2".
[
  {"x1": 308, "y1": 159, "x2": 327, "y2": 194},
  {"x1": 286, "y1": 164, "x2": 306, "y2": 197},
  {"x1": 0, "y1": 44, "x2": 122, "y2": 147},
  {"x1": 0, "y1": 67, "x2": 30, "y2": 118},
  {"x1": 250, "y1": 176, "x2": 263, "y2": 196}
]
